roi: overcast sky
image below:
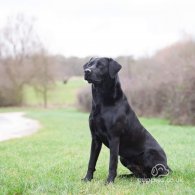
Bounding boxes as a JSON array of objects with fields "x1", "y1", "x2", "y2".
[{"x1": 0, "y1": 0, "x2": 194, "y2": 57}]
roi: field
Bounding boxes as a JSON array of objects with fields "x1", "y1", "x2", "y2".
[
  {"x1": 0, "y1": 78, "x2": 195, "y2": 194},
  {"x1": 23, "y1": 77, "x2": 87, "y2": 107}
]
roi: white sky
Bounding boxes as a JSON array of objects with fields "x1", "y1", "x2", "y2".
[{"x1": 0, "y1": 0, "x2": 195, "y2": 57}]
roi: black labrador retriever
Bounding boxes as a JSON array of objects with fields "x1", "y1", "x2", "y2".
[{"x1": 82, "y1": 57, "x2": 171, "y2": 183}]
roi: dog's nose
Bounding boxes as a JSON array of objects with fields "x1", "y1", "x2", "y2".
[{"x1": 84, "y1": 68, "x2": 92, "y2": 75}]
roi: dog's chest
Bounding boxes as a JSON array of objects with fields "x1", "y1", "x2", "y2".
[{"x1": 91, "y1": 113, "x2": 111, "y2": 146}]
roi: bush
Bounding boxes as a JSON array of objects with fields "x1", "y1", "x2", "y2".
[
  {"x1": 123, "y1": 82, "x2": 169, "y2": 117},
  {"x1": 0, "y1": 87, "x2": 23, "y2": 106},
  {"x1": 166, "y1": 69, "x2": 195, "y2": 125},
  {"x1": 77, "y1": 86, "x2": 92, "y2": 112}
]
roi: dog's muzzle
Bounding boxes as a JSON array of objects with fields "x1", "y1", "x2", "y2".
[
  {"x1": 84, "y1": 68, "x2": 92, "y2": 79},
  {"x1": 84, "y1": 68, "x2": 91, "y2": 75}
]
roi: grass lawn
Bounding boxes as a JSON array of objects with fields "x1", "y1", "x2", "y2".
[
  {"x1": 0, "y1": 107, "x2": 195, "y2": 194},
  {"x1": 23, "y1": 77, "x2": 87, "y2": 107}
]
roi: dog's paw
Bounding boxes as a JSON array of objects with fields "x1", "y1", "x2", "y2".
[
  {"x1": 105, "y1": 177, "x2": 115, "y2": 185},
  {"x1": 81, "y1": 176, "x2": 93, "y2": 182}
]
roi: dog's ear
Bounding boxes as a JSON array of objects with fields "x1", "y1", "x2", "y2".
[
  {"x1": 108, "y1": 58, "x2": 122, "y2": 78},
  {"x1": 83, "y1": 57, "x2": 97, "y2": 69},
  {"x1": 89, "y1": 57, "x2": 94, "y2": 62},
  {"x1": 89, "y1": 56, "x2": 98, "y2": 62}
]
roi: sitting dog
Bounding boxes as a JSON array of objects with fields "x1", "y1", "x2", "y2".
[{"x1": 82, "y1": 57, "x2": 171, "y2": 183}]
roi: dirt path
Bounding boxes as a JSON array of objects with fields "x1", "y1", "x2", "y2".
[{"x1": 0, "y1": 112, "x2": 40, "y2": 142}]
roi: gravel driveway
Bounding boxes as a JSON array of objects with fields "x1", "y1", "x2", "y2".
[{"x1": 0, "y1": 112, "x2": 40, "y2": 142}]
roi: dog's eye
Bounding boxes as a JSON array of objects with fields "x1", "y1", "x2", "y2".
[{"x1": 84, "y1": 63, "x2": 91, "y2": 68}]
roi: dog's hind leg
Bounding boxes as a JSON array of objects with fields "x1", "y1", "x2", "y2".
[
  {"x1": 119, "y1": 157, "x2": 135, "y2": 178},
  {"x1": 120, "y1": 156, "x2": 128, "y2": 167}
]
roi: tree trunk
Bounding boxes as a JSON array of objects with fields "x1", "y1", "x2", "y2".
[{"x1": 43, "y1": 86, "x2": 47, "y2": 108}]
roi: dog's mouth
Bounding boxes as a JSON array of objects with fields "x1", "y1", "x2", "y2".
[
  {"x1": 84, "y1": 76, "x2": 101, "y2": 84},
  {"x1": 86, "y1": 79, "x2": 93, "y2": 83}
]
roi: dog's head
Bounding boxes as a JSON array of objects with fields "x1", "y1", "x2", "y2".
[{"x1": 83, "y1": 57, "x2": 122, "y2": 84}]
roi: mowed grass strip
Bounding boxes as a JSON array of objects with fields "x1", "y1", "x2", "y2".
[
  {"x1": 23, "y1": 76, "x2": 87, "y2": 107},
  {"x1": 0, "y1": 108, "x2": 195, "y2": 194}
]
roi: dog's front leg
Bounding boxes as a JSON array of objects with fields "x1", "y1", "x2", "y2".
[
  {"x1": 83, "y1": 137, "x2": 102, "y2": 182},
  {"x1": 107, "y1": 137, "x2": 120, "y2": 183}
]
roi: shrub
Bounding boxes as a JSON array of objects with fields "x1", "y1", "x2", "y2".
[
  {"x1": 77, "y1": 86, "x2": 92, "y2": 112},
  {"x1": 166, "y1": 68, "x2": 195, "y2": 125},
  {"x1": 0, "y1": 87, "x2": 23, "y2": 106}
]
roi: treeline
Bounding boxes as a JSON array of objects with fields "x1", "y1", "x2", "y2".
[
  {"x1": 78, "y1": 39, "x2": 195, "y2": 125},
  {"x1": 0, "y1": 15, "x2": 85, "y2": 107},
  {"x1": 1, "y1": 15, "x2": 195, "y2": 125},
  {"x1": 0, "y1": 53, "x2": 85, "y2": 107}
]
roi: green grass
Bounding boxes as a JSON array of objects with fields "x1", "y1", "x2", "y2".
[
  {"x1": 0, "y1": 108, "x2": 195, "y2": 194},
  {"x1": 0, "y1": 77, "x2": 195, "y2": 194},
  {"x1": 23, "y1": 77, "x2": 87, "y2": 107}
]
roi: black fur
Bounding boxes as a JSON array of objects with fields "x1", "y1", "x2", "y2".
[{"x1": 82, "y1": 57, "x2": 171, "y2": 183}]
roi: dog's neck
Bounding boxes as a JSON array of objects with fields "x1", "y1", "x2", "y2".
[{"x1": 92, "y1": 75, "x2": 123, "y2": 107}]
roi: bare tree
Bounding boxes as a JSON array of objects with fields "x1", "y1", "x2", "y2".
[
  {"x1": 0, "y1": 14, "x2": 57, "y2": 107},
  {"x1": 31, "y1": 50, "x2": 56, "y2": 108}
]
